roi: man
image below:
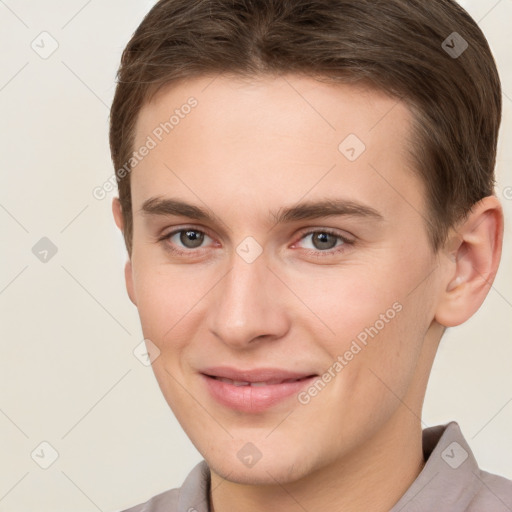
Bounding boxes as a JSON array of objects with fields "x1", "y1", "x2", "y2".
[{"x1": 109, "y1": 0, "x2": 511, "y2": 510}]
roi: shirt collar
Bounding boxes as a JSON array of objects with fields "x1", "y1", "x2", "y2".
[
  {"x1": 178, "y1": 457, "x2": 211, "y2": 512},
  {"x1": 390, "y1": 421, "x2": 482, "y2": 511}
]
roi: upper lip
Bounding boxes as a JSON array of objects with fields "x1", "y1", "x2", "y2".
[{"x1": 201, "y1": 366, "x2": 317, "y2": 383}]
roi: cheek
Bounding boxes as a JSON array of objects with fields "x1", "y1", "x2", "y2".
[
  {"x1": 289, "y1": 266, "x2": 406, "y2": 347},
  {"x1": 131, "y1": 267, "x2": 205, "y2": 415},
  {"x1": 131, "y1": 265, "x2": 200, "y2": 348},
  {"x1": 290, "y1": 264, "x2": 430, "y2": 402},
  {"x1": 296, "y1": 301, "x2": 425, "y2": 459}
]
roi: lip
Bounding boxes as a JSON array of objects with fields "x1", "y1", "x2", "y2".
[{"x1": 200, "y1": 366, "x2": 317, "y2": 413}]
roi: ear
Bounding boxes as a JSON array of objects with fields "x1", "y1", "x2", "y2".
[
  {"x1": 434, "y1": 196, "x2": 503, "y2": 327},
  {"x1": 112, "y1": 197, "x2": 137, "y2": 307}
]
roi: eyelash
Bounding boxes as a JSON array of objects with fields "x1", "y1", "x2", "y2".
[
  {"x1": 157, "y1": 226, "x2": 354, "y2": 258},
  {"x1": 293, "y1": 228, "x2": 354, "y2": 258}
]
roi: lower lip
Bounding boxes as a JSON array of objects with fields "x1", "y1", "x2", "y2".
[{"x1": 201, "y1": 374, "x2": 317, "y2": 413}]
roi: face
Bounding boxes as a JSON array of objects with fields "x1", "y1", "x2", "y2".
[{"x1": 119, "y1": 74, "x2": 446, "y2": 485}]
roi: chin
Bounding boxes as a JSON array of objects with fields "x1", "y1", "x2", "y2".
[
  {"x1": 211, "y1": 464, "x2": 291, "y2": 486},
  {"x1": 208, "y1": 452, "x2": 314, "y2": 486}
]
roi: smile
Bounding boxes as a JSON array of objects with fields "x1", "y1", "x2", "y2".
[
  {"x1": 201, "y1": 371, "x2": 317, "y2": 413},
  {"x1": 212, "y1": 376, "x2": 308, "y2": 387}
]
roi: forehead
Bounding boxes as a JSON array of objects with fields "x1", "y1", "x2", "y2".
[
  {"x1": 136, "y1": 73, "x2": 412, "y2": 153},
  {"x1": 131, "y1": 74, "x2": 424, "y2": 228}
]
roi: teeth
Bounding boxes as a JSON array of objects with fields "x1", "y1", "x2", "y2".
[
  {"x1": 215, "y1": 377, "x2": 302, "y2": 386},
  {"x1": 218, "y1": 378, "x2": 250, "y2": 386},
  {"x1": 233, "y1": 380, "x2": 250, "y2": 387}
]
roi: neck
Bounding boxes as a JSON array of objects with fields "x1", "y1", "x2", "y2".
[{"x1": 209, "y1": 410, "x2": 425, "y2": 512}]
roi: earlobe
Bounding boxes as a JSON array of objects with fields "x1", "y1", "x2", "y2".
[
  {"x1": 124, "y1": 259, "x2": 137, "y2": 306},
  {"x1": 112, "y1": 197, "x2": 124, "y2": 231},
  {"x1": 113, "y1": 197, "x2": 137, "y2": 306},
  {"x1": 435, "y1": 196, "x2": 503, "y2": 327}
]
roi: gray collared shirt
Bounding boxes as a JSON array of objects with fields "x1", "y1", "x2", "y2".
[{"x1": 121, "y1": 421, "x2": 512, "y2": 511}]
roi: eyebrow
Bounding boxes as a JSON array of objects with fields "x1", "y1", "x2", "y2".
[{"x1": 140, "y1": 196, "x2": 384, "y2": 227}]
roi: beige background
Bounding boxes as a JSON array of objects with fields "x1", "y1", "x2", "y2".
[{"x1": 0, "y1": 1, "x2": 511, "y2": 511}]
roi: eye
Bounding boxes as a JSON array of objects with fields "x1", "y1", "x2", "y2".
[
  {"x1": 157, "y1": 226, "x2": 354, "y2": 258},
  {"x1": 294, "y1": 229, "x2": 353, "y2": 256},
  {"x1": 158, "y1": 227, "x2": 214, "y2": 254}
]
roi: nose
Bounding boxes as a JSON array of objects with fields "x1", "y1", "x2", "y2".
[{"x1": 208, "y1": 251, "x2": 290, "y2": 350}]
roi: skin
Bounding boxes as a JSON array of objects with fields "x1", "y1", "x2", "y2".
[{"x1": 112, "y1": 74, "x2": 503, "y2": 512}]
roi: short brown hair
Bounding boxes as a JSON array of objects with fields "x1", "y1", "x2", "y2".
[{"x1": 109, "y1": 0, "x2": 501, "y2": 256}]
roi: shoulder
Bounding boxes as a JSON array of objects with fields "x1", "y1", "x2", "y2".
[
  {"x1": 120, "y1": 487, "x2": 179, "y2": 512},
  {"x1": 466, "y1": 469, "x2": 512, "y2": 511},
  {"x1": 390, "y1": 421, "x2": 512, "y2": 511},
  {"x1": 118, "y1": 460, "x2": 210, "y2": 512}
]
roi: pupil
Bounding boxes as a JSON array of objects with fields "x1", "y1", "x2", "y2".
[
  {"x1": 314, "y1": 232, "x2": 336, "y2": 250},
  {"x1": 181, "y1": 230, "x2": 204, "y2": 248}
]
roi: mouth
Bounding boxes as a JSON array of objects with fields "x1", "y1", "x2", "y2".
[
  {"x1": 200, "y1": 368, "x2": 318, "y2": 413},
  {"x1": 207, "y1": 375, "x2": 314, "y2": 387}
]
